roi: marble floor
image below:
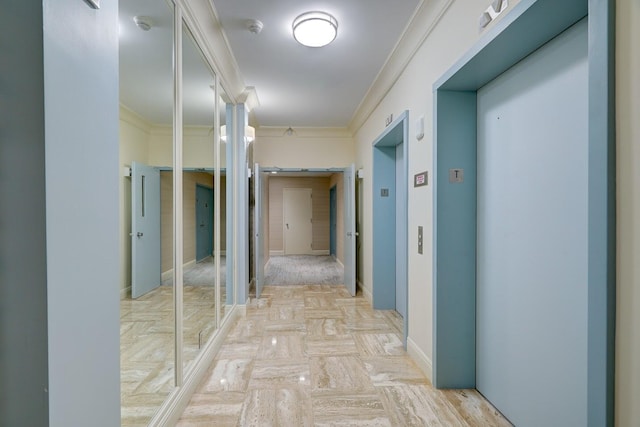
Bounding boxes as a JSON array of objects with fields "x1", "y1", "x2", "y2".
[
  {"x1": 121, "y1": 260, "x2": 228, "y2": 427},
  {"x1": 177, "y1": 285, "x2": 511, "y2": 426}
]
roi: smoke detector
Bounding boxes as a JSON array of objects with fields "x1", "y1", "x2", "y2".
[
  {"x1": 133, "y1": 16, "x2": 153, "y2": 31},
  {"x1": 246, "y1": 19, "x2": 264, "y2": 34}
]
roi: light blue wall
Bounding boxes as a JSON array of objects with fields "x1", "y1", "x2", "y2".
[
  {"x1": 43, "y1": 0, "x2": 120, "y2": 425},
  {"x1": 395, "y1": 143, "x2": 407, "y2": 319},
  {"x1": 433, "y1": 0, "x2": 615, "y2": 425},
  {"x1": 432, "y1": 91, "x2": 477, "y2": 388},
  {"x1": 372, "y1": 146, "x2": 397, "y2": 309},
  {"x1": 235, "y1": 104, "x2": 250, "y2": 303},
  {"x1": 226, "y1": 103, "x2": 235, "y2": 305},
  {"x1": 0, "y1": 2, "x2": 49, "y2": 426},
  {"x1": 372, "y1": 113, "x2": 408, "y2": 329},
  {"x1": 476, "y1": 19, "x2": 588, "y2": 426}
]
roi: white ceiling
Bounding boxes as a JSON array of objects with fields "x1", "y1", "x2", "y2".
[{"x1": 119, "y1": 0, "x2": 420, "y2": 128}]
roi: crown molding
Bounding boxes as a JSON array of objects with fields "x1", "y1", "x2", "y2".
[
  {"x1": 119, "y1": 104, "x2": 152, "y2": 133},
  {"x1": 180, "y1": 0, "x2": 246, "y2": 102},
  {"x1": 348, "y1": 0, "x2": 455, "y2": 134},
  {"x1": 256, "y1": 126, "x2": 353, "y2": 139}
]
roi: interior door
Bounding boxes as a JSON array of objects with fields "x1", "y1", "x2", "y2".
[
  {"x1": 343, "y1": 164, "x2": 356, "y2": 296},
  {"x1": 196, "y1": 185, "x2": 213, "y2": 262},
  {"x1": 283, "y1": 188, "x2": 312, "y2": 255},
  {"x1": 254, "y1": 164, "x2": 265, "y2": 298},
  {"x1": 131, "y1": 161, "x2": 161, "y2": 298}
]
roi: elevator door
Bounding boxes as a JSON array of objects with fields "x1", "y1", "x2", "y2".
[{"x1": 476, "y1": 18, "x2": 588, "y2": 427}]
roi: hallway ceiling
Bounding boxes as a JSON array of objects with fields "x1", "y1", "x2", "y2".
[
  {"x1": 211, "y1": 0, "x2": 420, "y2": 128},
  {"x1": 119, "y1": 0, "x2": 420, "y2": 128}
]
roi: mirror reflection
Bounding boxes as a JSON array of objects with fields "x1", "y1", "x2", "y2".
[
  {"x1": 220, "y1": 94, "x2": 233, "y2": 321},
  {"x1": 181, "y1": 23, "x2": 218, "y2": 373},
  {"x1": 118, "y1": 0, "x2": 175, "y2": 425}
]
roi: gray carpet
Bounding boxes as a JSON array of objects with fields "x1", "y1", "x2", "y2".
[
  {"x1": 162, "y1": 256, "x2": 227, "y2": 287},
  {"x1": 264, "y1": 255, "x2": 344, "y2": 286}
]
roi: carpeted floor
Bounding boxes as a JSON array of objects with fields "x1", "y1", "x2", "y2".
[
  {"x1": 162, "y1": 255, "x2": 226, "y2": 287},
  {"x1": 264, "y1": 255, "x2": 344, "y2": 286}
]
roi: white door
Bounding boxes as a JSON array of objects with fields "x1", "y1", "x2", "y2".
[
  {"x1": 343, "y1": 164, "x2": 356, "y2": 296},
  {"x1": 283, "y1": 188, "x2": 312, "y2": 255},
  {"x1": 254, "y1": 163, "x2": 265, "y2": 298},
  {"x1": 131, "y1": 161, "x2": 161, "y2": 298}
]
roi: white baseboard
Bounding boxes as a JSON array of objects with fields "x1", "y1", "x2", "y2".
[
  {"x1": 120, "y1": 286, "x2": 130, "y2": 300},
  {"x1": 150, "y1": 305, "x2": 240, "y2": 427},
  {"x1": 407, "y1": 337, "x2": 433, "y2": 384},
  {"x1": 335, "y1": 258, "x2": 345, "y2": 269},
  {"x1": 359, "y1": 281, "x2": 372, "y2": 304},
  {"x1": 161, "y1": 259, "x2": 197, "y2": 282},
  {"x1": 312, "y1": 250, "x2": 330, "y2": 255},
  {"x1": 269, "y1": 250, "x2": 284, "y2": 256}
]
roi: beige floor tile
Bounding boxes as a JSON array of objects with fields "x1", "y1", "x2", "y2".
[
  {"x1": 306, "y1": 335, "x2": 358, "y2": 356},
  {"x1": 257, "y1": 334, "x2": 307, "y2": 359},
  {"x1": 248, "y1": 359, "x2": 311, "y2": 389},
  {"x1": 353, "y1": 333, "x2": 405, "y2": 357},
  {"x1": 310, "y1": 356, "x2": 375, "y2": 392},
  {"x1": 312, "y1": 391, "x2": 392, "y2": 427},
  {"x1": 173, "y1": 283, "x2": 510, "y2": 426},
  {"x1": 363, "y1": 356, "x2": 430, "y2": 386}
]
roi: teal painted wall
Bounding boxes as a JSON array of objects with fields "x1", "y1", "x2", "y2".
[{"x1": 0, "y1": 2, "x2": 49, "y2": 425}]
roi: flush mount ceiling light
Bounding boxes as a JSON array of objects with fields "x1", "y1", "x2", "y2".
[{"x1": 292, "y1": 11, "x2": 338, "y2": 47}]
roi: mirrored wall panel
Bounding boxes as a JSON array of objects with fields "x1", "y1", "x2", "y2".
[
  {"x1": 181, "y1": 23, "x2": 218, "y2": 374},
  {"x1": 119, "y1": 0, "x2": 176, "y2": 425}
]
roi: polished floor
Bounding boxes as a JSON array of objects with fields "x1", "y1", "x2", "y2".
[
  {"x1": 121, "y1": 257, "x2": 228, "y2": 427},
  {"x1": 177, "y1": 284, "x2": 511, "y2": 426}
]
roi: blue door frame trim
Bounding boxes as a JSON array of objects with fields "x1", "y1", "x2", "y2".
[
  {"x1": 432, "y1": 0, "x2": 615, "y2": 425},
  {"x1": 372, "y1": 110, "x2": 409, "y2": 348}
]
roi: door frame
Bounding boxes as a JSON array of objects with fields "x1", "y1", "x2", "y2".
[
  {"x1": 372, "y1": 111, "x2": 409, "y2": 348},
  {"x1": 329, "y1": 185, "x2": 337, "y2": 257},
  {"x1": 432, "y1": 0, "x2": 615, "y2": 425},
  {"x1": 256, "y1": 167, "x2": 357, "y2": 296}
]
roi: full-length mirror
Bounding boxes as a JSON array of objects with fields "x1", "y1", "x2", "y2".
[
  {"x1": 181, "y1": 23, "x2": 218, "y2": 373},
  {"x1": 119, "y1": 0, "x2": 176, "y2": 425},
  {"x1": 220, "y1": 92, "x2": 233, "y2": 321}
]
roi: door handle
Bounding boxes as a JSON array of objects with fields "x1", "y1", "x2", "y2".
[
  {"x1": 286, "y1": 224, "x2": 289, "y2": 229},
  {"x1": 137, "y1": 232, "x2": 143, "y2": 237}
]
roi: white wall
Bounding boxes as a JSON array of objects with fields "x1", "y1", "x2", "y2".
[
  {"x1": 146, "y1": 125, "x2": 226, "y2": 169},
  {"x1": 254, "y1": 127, "x2": 355, "y2": 169},
  {"x1": 353, "y1": 0, "x2": 520, "y2": 378},
  {"x1": 353, "y1": 1, "x2": 639, "y2": 425},
  {"x1": 616, "y1": 0, "x2": 640, "y2": 425}
]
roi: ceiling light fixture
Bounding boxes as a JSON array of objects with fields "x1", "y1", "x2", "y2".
[
  {"x1": 220, "y1": 125, "x2": 255, "y2": 145},
  {"x1": 292, "y1": 11, "x2": 337, "y2": 48}
]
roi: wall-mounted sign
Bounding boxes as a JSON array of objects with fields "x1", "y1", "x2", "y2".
[
  {"x1": 414, "y1": 171, "x2": 428, "y2": 187},
  {"x1": 449, "y1": 168, "x2": 464, "y2": 183},
  {"x1": 83, "y1": 0, "x2": 100, "y2": 9}
]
